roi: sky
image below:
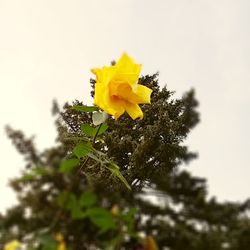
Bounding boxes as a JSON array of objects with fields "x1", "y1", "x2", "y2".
[{"x1": 0, "y1": 0, "x2": 250, "y2": 213}]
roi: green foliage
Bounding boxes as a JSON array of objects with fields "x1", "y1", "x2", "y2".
[
  {"x1": 1, "y1": 74, "x2": 249, "y2": 250},
  {"x1": 96, "y1": 124, "x2": 109, "y2": 135},
  {"x1": 73, "y1": 141, "x2": 94, "y2": 159},
  {"x1": 59, "y1": 158, "x2": 80, "y2": 173},
  {"x1": 80, "y1": 124, "x2": 108, "y2": 138},
  {"x1": 71, "y1": 105, "x2": 99, "y2": 112},
  {"x1": 37, "y1": 234, "x2": 58, "y2": 250},
  {"x1": 80, "y1": 124, "x2": 97, "y2": 137},
  {"x1": 79, "y1": 192, "x2": 97, "y2": 207},
  {"x1": 106, "y1": 163, "x2": 131, "y2": 190},
  {"x1": 85, "y1": 207, "x2": 116, "y2": 232},
  {"x1": 19, "y1": 167, "x2": 51, "y2": 181}
]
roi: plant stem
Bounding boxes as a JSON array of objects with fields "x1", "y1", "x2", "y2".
[
  {"x1": 93, "y1": 123, "x2": 102, "y2": 145},
  {"x1": 78, "y1": 123, "x2": 102, "y2": 174}
]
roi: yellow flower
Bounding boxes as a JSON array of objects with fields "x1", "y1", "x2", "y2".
[
  {"x1": 58, "y1": 241, "x2": 66, "y2": 250},
  {"x1": 4, "y1": 240, "x2": 21, "y2": 250},
  {"x1": 55, "y1": 233, "x2": 66, "y2": 250},
  {"x1": 92, "y1": 53, "x2": 152, "y2": 120},
  {"x1": 111, "y1": 204, "x2": 119, "y2": 216}
]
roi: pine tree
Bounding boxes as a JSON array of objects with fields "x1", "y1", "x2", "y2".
[{"x1": 0, "y1": 74, "x2": 249, "y2": 250}]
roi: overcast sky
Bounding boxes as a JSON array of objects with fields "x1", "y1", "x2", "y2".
[{"x1": 0, "y1": 0, "x2": 250, "y2": 213}]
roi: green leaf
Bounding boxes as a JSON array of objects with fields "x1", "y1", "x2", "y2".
[
  {"x1": 79, "y1": 192, "x2": 97, "y2": 208},
  {"x1": 81, "y1": 123, "x2": 108, "y2": 138},
  {"x1": 33, "y1": 167, "x2": 50, "y2": 176},
  {"x1": 73, "y1": 141, "x2": 94, "y2": 159},
  {"x1": 57, "y1": 191, "x2": 70, "y2": 207},
  {"x1": 125, "y1": 207, "x2": 137, "y2": 220},
  {"x1": 106, "y1": 163, "x2": 131, "y2": 190},
  {"x1": 37, "y1": 234, "x2": 57, "y2": 250},
  {"x1": 98, "y1": 123, "x2": 109, "y2": 135},
  {"x1": 104, "y1": 236, "x2": 124, "y2": 250},
  {"x1": 20, "y1": 174, "x2": 36, "y2": 181},
  {"x1": 86, "y1": 207, "x2": 116, "y2": 231},
  {"x1": 19, "y1": 167, "x2": 50, "y2": 181},
  {"x1": 80, "y1": 124, "x2": 96, "y2": 137},
  {"x1": 65, "y1": 193, "x2": 78, "y2": 211},
  {"x1": 59, "y1": 158, "x2": 79, "y2": 173},
  {"x1": 87, "y1": 153, "x2": 103, "y2": 163},
  {"x1": 71, "y1": 207, "x2": 86, "y2": 220},
  {"x1": 66, "y1": 193, "x2": 85, "y2": 219},
  {"x1": 71, "y1": 105, "x2": 99, "y2": 112},
  {"x1": 122, "y1": 208, "x2": 138, "y2": 237}
]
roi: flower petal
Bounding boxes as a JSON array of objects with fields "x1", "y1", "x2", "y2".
[
  {"x1": 116, "y1": 53, "x2": 141, "y2": 74},
  {"x1": 92, "y1": 66, "x2": 116, "y2": 86},
  {"x1": 94, "y1": 83, "x2": 125, "y2": 118},
  {"x1": 134, "y1": 84, "x2": 152, "y2": 104},
  {"x1": 113, "y1": 73, "x2": 140, "y2": 87},
  {"x1": 91, "y1": 68, "x2": 102, "y2": 82},
  {"x1": 114, "y1": 53, "x2": 141, "y2": 86},
  {"x1": 109, "y1": 97, "x2": 125, "y2": 119},
  {"x1": 124, "y1": 101, "x2": 143, "y2": 120},
  {"x1": 111, "y1": 83, "x2": 152, "y2": 105}
]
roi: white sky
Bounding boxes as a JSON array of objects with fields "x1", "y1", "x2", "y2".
[{"x1": 0, "y1": 0, "x2": 249, "y2": 212}]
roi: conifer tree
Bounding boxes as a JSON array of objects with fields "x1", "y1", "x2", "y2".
[{"x1": 0, "y1": 74, "x2": 249, "y2": 250}]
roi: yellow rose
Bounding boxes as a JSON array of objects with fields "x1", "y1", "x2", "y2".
[
  {"x1": 91, "y1": 53, "x2": 152, "y2": 120},
  {"x1": 4, "y1": 240, "x2": 21, "y2": 250}
]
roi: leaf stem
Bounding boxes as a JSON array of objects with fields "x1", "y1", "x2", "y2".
[
  {"x1": 78, "y1": 123, "x2": 102, "y2": 174},
  {"x1": 93, "y1": 123, "x2": 102, "y2": 145}
]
